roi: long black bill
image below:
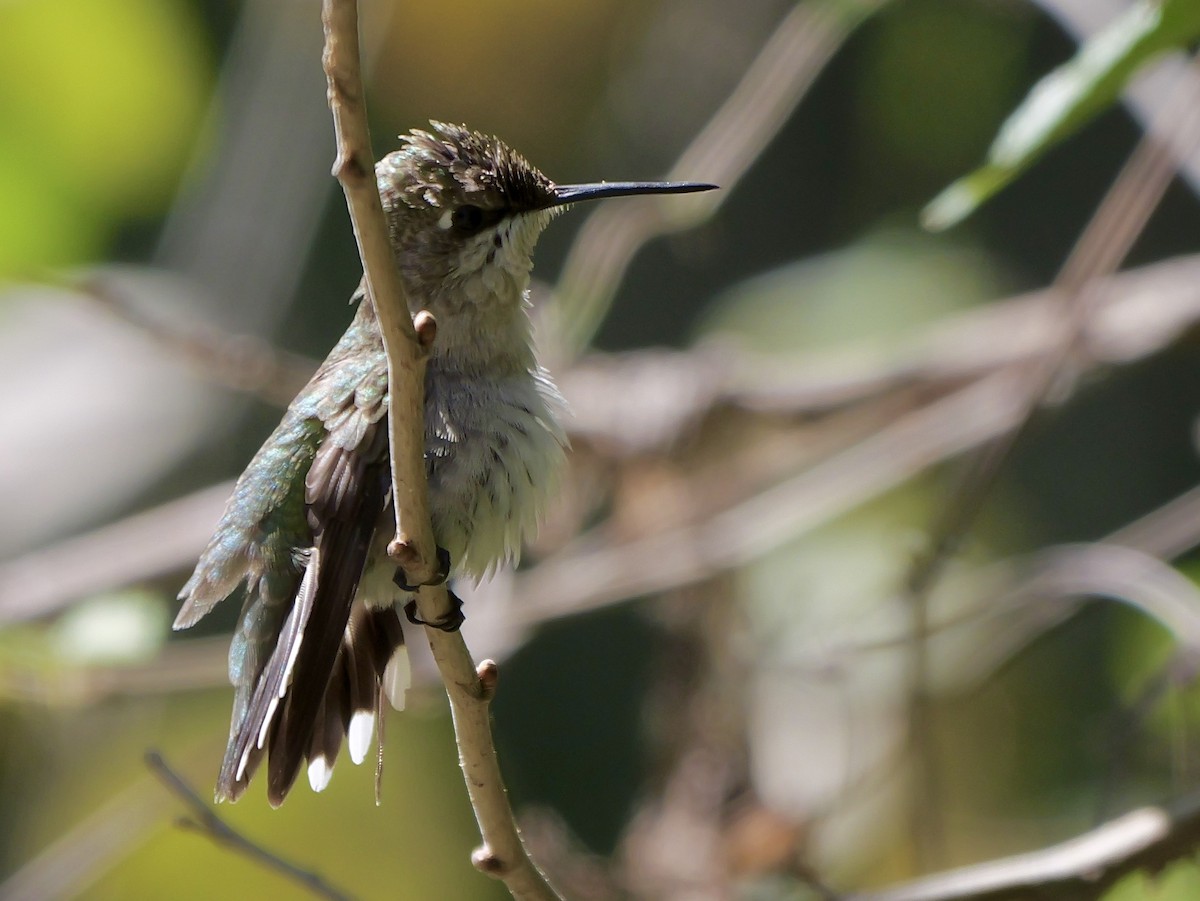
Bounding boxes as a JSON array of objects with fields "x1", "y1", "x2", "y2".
[{"x1": 550, "y1": 181, "x2": 718, "y2": 207}]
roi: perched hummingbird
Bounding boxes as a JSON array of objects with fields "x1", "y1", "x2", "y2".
[{"x1": 175, "y1": 122, "x2": 715, "y2": 805}]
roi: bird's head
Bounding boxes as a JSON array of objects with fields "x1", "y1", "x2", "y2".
[{"x1": 377, "y1": 121, "x2": 715, "y2": 311}]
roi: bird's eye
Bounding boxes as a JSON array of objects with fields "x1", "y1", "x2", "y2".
[{"x1": 451, "y1": 205, "x2": 485, "y2": 232}]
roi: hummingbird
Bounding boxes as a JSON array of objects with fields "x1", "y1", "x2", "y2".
[{"x1": 174, "y1": 121, "x2": 715, "y2": 805}]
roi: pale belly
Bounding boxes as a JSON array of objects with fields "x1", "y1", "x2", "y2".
[{"x1": 356, "y1": 366, "x2": 567, "y2": 607}]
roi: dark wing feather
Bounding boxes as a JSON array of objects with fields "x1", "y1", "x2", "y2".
[
  {"x1": 217, "y1": 554, "x2": 320, "y2": 800},
  {"x1": 215, "y1": 413, "x2": 389, "y2": 805},
  {"x1": 305, "y1": 604, "x2": 408, "y2": 795},
  {"x1": 187, "y1": 295, "x2": 411, "y2": 803},
  {"x1": 265, "y1": 420, "x2": 390, "y2": 806}
]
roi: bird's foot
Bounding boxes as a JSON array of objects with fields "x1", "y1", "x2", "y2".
[
  {"x1": 394, "y1": 547, "x2": 462, "y2": 632},
  {"x1": 404, "y1": 590, "x2": 465, "y2": 633},
  {"x1": 392, "y1": 546, "x2": 451, "y2": 592}
]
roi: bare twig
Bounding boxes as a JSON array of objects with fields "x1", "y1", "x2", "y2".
[
  {"x1": 0, "y1": 481, "x2": 233, "y2": 625},
  {"x1": 146, "y1": 751, "x2": 353, "y2": 901},
  {"x1": 850, "y1": 792, "x2": 1200, "y2": 901},
  {"x1": 319, "y1": 0, "x2": 432, "y2": 584},
  {"x1": 319, "y1": 3, "x2": 560, "y2": 897},
  {"x1": 154, "y1": 0, "x2": 398, "y2": 335}
]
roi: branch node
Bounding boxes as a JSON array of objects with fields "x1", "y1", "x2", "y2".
[
  {"x1": 331, "y1": 148, "x2": 370, "y2": 183},
  {"x1": 388, "y1": 536, "x2": 422, "y2": 570},
  {"x1": 413, "y1": 310, "x2": 438, "y2": 349},
  {"x1": 476, "y1": 659, "x2": 499, "y2": 699},
  {"x1": 471, "y1": 844, "x2": 509, "y2": 875}
]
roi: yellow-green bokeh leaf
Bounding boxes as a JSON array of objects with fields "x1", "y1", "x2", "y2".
[
  {"x1": 0, "y1": 142, "x2": 105, "y2": 274},
  {"x1": 1103, "y1": 858, "x2": 1200, "y2": 901},
  {"x1": 0, "y1": 0, "x2": 210, "y2": 274}
]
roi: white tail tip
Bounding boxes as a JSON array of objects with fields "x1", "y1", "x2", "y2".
[
  {"x1": 307, "y1": 756, "x2": 333, "y2": 792},
  {"x1": 348, "y1": 711, "x2": 375, "y2": 765},
  {"x1": 382, "y1": 646, "x2": 412, "y2": 711}
]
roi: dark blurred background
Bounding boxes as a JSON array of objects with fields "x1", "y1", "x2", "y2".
[{"x1": 3, "y1": 0, "x2": 1200, "y2": 898}]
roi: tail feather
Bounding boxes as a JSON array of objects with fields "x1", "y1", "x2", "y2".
[
  {"x1": 265, "y1": 510, "x2": 381, "y2": 806},
  {"x1": 378, "y1": 613, "x2": 411, "y2": 711},
  {"x1": 307, "y1": 605, "x2": 409, "y2": 790},
  {"x1": 306, "y1": 689, "x2": 345, "y2": 793},
  {"x1": 216, "y1": 459, "x2": 387, "y2": 805},
  {"x1": 209, "y1": 417, "x2": 416, "y2": 805},
  {"x1": 216, "y1": 558, "x2": 319, "y2": 802},
  {"x1": 345, "y1": 620, "x2": 379, "y2": 764}
]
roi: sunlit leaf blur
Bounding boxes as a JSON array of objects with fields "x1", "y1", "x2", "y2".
[{"x1": 924, "y1": 0, "x2": 1200, "y2": 229}]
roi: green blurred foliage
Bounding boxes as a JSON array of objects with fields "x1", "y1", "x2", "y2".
[
  {"x1": 1108, "y1": 561, "x2": 1200, "y2": 767},
  {"x1": 695, "y1": 226, "x2": 1004, "y2": 352},
  {"x1": 1106, "y1": 860, "x2": 1200, "y2": 901},
  {"x1": 925, "y1": 0, "x2": 1200, "y2": 229},
  {"x1": 0, "y1": 0, "x2": 208, "y2": 276},
  {"x1": 854, "y1": 0, "x2": 1033, "y2": 201},
  {"x1": 52, "y1": 591, "x2": 169, "y2": 665},
  {"x1": 0, "y1": 591, "x2": 166, "y2": 703}
]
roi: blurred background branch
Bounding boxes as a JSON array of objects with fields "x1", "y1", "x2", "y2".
[
  {"x1": 146, "y1": 751, "x2": 354, "y2": 901},
  {"x1": 852, "y1": 792, "x2": 1200, "y2": 901}
]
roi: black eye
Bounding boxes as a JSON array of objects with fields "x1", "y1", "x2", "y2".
[{"x1": 451, "y1": 204, "x2": 485, "y2": 232}]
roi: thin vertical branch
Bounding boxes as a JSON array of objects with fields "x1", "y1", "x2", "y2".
[
  {"x1": 319, "y1": 0, "x2": 432, "y2": 581},
  {"x1": 318, "y1": 3, "x2": 562, "y2": 898}
]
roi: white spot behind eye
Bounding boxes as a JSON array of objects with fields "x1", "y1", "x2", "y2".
[{"x1": 437, "y1": 210, "x2": 454, "y2": 230}]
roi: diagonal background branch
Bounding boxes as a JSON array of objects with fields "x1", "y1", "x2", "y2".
[
  {"x1": 547, "y1": 0, "x2": 890, "y2": 359},
  {"x1": 8, "y1": 248, "x2": 1200, "y2": 631},
  {"x1": 146, "y1": 751, "x2": 353, "y2": 901},
  {"x1": 850, "y1": 791, "x2": 1200, "y2": 901}
]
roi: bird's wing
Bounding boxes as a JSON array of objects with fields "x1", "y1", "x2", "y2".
[
  {"x1": 175, "y1": 407, "x2": 322, "y2": 797},
  {"x1": 182, "y1": 294, "x2": 413, "y2": 803},
  {"x1": 219, "y1": 298, "x2": 409, "y2": 803}
]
